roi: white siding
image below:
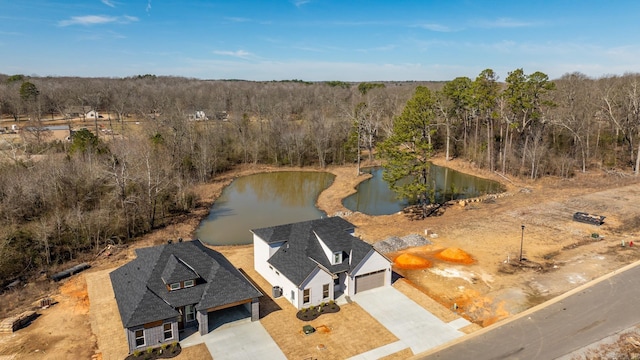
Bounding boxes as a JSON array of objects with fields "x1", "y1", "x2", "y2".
[
  {"x1": 277, "y1": 274, "x2": 300, "y2": 308},
  {"x1": 352, "y1": 250, "x2": 391, "y2": 277},
  {"x1": 252, "y1": 234, "x2": 283, "y2": 286},
  {"x1": 347, "y1": 250, "x2": 392, "y2": 297},
  {"x1": 299, "y1": 267, "x2": 334, "y2": 308}
]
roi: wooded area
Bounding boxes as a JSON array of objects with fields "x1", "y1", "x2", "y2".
[{"x1": 0, "y1": 69, "x2": 639, "y2": 287}]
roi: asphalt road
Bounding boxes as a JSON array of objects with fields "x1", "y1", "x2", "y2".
[{"x1": 418, "y1": 261, "x2": 640, "y2": 360}]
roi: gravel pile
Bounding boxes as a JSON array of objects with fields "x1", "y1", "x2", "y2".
[{"x1": 374, "y1": 234, "x2": 431, "y2": 253}]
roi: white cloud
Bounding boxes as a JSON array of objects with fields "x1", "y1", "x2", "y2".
[
  {"x1": 225, "y1": 17, "x2": 251, "y2": 23},
  {"x1": 123, "y1": 15, "x2": 139, "y2": 22},
  {"x1": 356, "y1": 44, "x2": 396, "y2": 52},
  {"x1": 476, "y1": 18, "x2": 536, "y2": 29},
  {"x1": 58, "y1": 15, "x2": 138, "y2": 26},
  {"x1": 415, "y1": 23, "x2": 452, "y2": 32},
  {"x1": 213, "y1": 50, "x2": 253, "y2": 59},
  {"x1": 146, "y1": 0, "x2": 152, "y2": 13},
  {"x1": 101, "y1": 0, "x2": 116, "y2": 8},
  {"x1": 292, "y1": 0, "x2": 311, "y2": 8},
  {"x1": 59, "y1": 15, "x2": 116, "y2": 26}
]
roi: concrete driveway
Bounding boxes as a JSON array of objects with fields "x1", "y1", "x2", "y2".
[
  {"x1": 351, "y1": 286, "x2": 468, "y2": 357},
  {"x1": 181, "y1": 308, "x2": 286, "y2": 360}
]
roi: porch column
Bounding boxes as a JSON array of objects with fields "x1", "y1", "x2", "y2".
[
  {"x1": 197, "y1": 310, "x2": 208, "y2": 335},
  {"x1": 251, "y1": 297, "x2": 260, "y2": 321}
]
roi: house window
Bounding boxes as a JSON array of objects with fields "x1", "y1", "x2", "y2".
[
  {"x1": 163, "y1": 323, "x2": 173, "y2": 340},
  {"x1": 303, "y1": 288, "x2": 310, "y2": 304},
  {"x1": 333, "y1": 252, "x2": 342, "y2": 264},
  {"x1": 184, "y1": 279, "x2": 194, "y2": 288},
  {"x1": 185, "y1": 305, "x2": 195, "y2": 322},
  {"x1": 291, "y1": 290, "x2": 295, "y2": 301},
  {"x1": 323, "y1": 284, "x2": 330, "y2": 299},
  {"x1": 134, "y1": 329, "x2": 145, "y2": 347},
  {"x1": 169, "y1": 283, "x2": 180, "y2": 291}
]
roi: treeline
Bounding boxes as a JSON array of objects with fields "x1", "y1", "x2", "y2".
[{"x1": 0, "y1": 70, "x2": 639, "y2": 286}]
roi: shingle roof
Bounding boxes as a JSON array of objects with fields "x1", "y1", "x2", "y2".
[
  {"x1": 251, "y1": 217, "x2": 376, "y2": 286},
  {"x1": 161, "y1": 254, "x2": 199, "y2": 284},
  {"x1": 110, "y1": 240, "x2": 262, "y2": 328}
]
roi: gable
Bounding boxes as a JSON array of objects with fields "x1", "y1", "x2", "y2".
[
  {"x1": 351, "y1": 249, "x2": 392, "y2": 276},
  {"x1": 161, "y1": 254, "x2": 199, "y2": 285}
]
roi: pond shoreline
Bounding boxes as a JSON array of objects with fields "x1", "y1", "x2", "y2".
[{"x1": 131, "y1": 156, "x2": 510, "y2": 251}]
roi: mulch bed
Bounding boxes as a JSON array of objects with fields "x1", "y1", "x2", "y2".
[
  {"x1": 296, "y1": 302, "x2": 341, "y2": 321},
  {"x1": 125, "y1": 343, "x2": 182, "y2": 360}
]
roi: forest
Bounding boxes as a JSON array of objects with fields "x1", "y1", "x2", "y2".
[{"x1": 0, "y1": 69, "x2": 639, "y2": 287}]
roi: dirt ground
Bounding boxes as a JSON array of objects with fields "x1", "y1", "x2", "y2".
[{"x1": 1, "y1": 158, "x2": 639, "y2": 359}]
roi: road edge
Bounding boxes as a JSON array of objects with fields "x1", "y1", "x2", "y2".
[{"x1": 411, "y1": 257, "x2": 640, "y2": 359}]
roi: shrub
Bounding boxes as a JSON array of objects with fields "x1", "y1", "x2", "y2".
[{"x1": 133, "y1": 350, "x2": 141, "y2": 357}]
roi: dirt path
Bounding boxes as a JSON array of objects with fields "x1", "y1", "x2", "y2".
[{"x1": 86, "y1": 269, "x2": 129, "y2": 360}]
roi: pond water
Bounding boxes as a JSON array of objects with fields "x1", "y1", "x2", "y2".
[
  {"x1": 342, "y1": 165, "x2": 504, "y2": 215},
  {"x1": 196, "y1": 171, "x2": 335, "y2": 246}
]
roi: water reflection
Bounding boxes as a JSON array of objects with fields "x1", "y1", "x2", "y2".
[
  {"x1": 343, "y1": 165, "x2": 504, "y2": 215},
  {"x1": 197, "y1": 171, "x2": 335, "y2": 245}
]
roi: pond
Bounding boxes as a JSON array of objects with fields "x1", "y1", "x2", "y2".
[
  {"x1": 196, "y1": 171, "x2": 335, "y2": 246},
  {"x1": 342, "y1": 165, "x2": 504, "y2": 215}
]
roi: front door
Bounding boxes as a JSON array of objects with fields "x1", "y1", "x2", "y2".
[{"x1": 178, "y1": 307, "x2": 184, "y2": 331}]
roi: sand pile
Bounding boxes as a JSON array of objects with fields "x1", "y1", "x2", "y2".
[
  {"x1": 435, "y1": 247, "x2": 474, "y2": 264},
  {"x1": 394, "y1": 253, "x2": 432, "y2": 269}
]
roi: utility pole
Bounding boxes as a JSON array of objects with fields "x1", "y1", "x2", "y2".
[{"x1": 519, "y1": 224, "x2": 525, "y2": 261}]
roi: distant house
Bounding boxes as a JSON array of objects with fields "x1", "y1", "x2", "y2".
[
  {"x1": 66, "y1": 107, "x2": 100, "y2": 120},
  {"x1": 252, "y1": 217, "x2": 392, "y2": 310},
  {"x1": 85, "y1": 110, "x2": 99, "y2": 119},
  {"x1": 188, "y1": 110, "x2": 208, "y2": 121},
  {"x1": 110, "y1": 239, "x2": 262, "y2": 354}
]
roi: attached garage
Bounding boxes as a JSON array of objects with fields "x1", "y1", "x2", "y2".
[{"x1": 354, "y1": 269, "x2": 386, "y2": 294}]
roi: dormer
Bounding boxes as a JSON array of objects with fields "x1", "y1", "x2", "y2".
[
  {"x1": 333, "y1": 252, "x2": 342, "y2": 265},
  {"x1": 161, "y1": 254, "x2": 200, "y2": 291}
]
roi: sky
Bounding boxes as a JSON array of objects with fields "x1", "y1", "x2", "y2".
[{"x1": 2, "y1": 0, "x2": 640, "y2": 82}]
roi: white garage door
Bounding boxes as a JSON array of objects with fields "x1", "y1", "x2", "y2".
[{"x1": 355, "y1": 269, "x2": 385, "y2": 294}]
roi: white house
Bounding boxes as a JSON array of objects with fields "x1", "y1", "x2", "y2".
[
  {"x1": 252, "y1": 217, "x2": 392, "y2": 309},
  {"x1": 85, "y1": 110, "x2": 100, "y2": 119}
]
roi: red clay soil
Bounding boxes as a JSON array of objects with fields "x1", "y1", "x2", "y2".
[
  {"x1": 434, "y1": 247, "x2": 475, "y2": 264},
  {"x1": 394, "y1": 253, "x2": 432, "y2": 269}
]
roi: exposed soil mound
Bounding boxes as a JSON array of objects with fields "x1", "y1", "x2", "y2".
[
  {"x1": 435, "y1": 247, "x2": 474, "y2": 264},
  {"x1": 394, "y1": 253, "x2": 432, "y2": 269}
]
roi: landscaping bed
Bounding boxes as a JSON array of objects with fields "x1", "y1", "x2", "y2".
[
  {"x1": 296, "y1": 301, "x2": 340, "y2": 321},
  {"x1": 125, "y1": 343, "x2": 182, "y2": 360}
]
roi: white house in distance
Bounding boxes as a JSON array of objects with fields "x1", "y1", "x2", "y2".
[{"x1": 252, "y1": 217, "x2": 392, "y2": 309}]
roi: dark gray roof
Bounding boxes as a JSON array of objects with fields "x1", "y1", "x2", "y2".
[
  {"x1": 161, "y1": 254, "x2": 199, "y2": 284},
  {"x1": 251, "y1": 217, "x2": 377, "y2": 286},
  {"x1": 110, "y1": 240, "x2": 262, "y2": 328}
]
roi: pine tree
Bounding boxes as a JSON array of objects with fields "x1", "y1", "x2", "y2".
[{"x1": 379, "y1": 86, "x2": 436, "y2": 217}]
